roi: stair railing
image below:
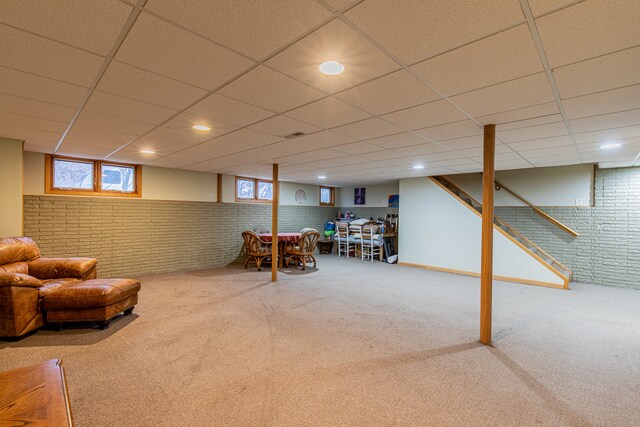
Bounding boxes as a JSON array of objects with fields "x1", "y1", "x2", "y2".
[
  {"x1": 431, "y1": 176, "x2": 572, "y2": 277},
  {"x1": 493, "y1": 180, "x2": 579, "y2": 237}
]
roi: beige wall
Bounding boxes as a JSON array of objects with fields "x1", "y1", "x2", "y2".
[
  {"x1": 448, "y1": 164, "x2": 594, "y2": 207},
  {"x1": 0, "y1": 137, "x2": 23, "y2": 237},
  {"x1": 23, "y1": 151, "x2": 218, "y2": 202},
  {"x1": 338, "y1": 183, "x2": 399, "y2": 208}
]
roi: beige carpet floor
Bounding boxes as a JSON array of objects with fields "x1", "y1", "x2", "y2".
[{"x1": 1, "y1": 256, "x2": 639, "y2": 426}]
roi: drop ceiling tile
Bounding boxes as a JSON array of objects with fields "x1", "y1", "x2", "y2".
[
  {"x1": 569, "y1": 109, "x2": 640, "y2": 134},
  {"x1": 476, "y1": 102, "x2": 560, "y2": 126},
  {"x1": 497, "y1": 121, "x2": 568, "y2": 143},
  {"x1": 0, "y1": 0, "x2": 132, "y2": 55},
  {"x1": 105, "y1": 148, "x2": 160, "y2": 165},
  {"x1": 116, "y1": 13, "x2": 253, "y2": 90},
  {"x1": 578, "y1": 137, "x2": 640, "y2": 154},
  {"x1": 255, "y1": 139, "x2": 322, "y2": 158},
  {"x1": 164, "y1": 139, "x2": 233, "y2": 162},
  {"x1": 455, "y1": 145, "x2": 513, "y2": 157},
  {"x1": 451, "y1": 73, "x2": 554, "y2": 118},
  {"x1": 495, "y1": 114, "x2": 563, "y2": 131},
  {"x1": 63, "y1": 125, "x2": 138, "y2": 149},
  {"x1": 494, "y1": 160, "x2": 534, "y2": 171},
  {"x1": 392, "y1": 142, "x2": 450, "y2": 157},
  {"x1": 322, "y1": 0, "x2": 361, "y2": 12},
  {"x1": 97, "y1": 61, "x2": 207, "y2": 110},
  {"x1": 381, "y1": 99, "x2": 467, "y2": 130},
  {"x1": 183, "y1": 157, "x2": 242, "y2": 173},
  {"x1": 266, "y1": 19, "x2": 400, "y2": 94},
  {"x1": 186, "y1": 93, "x2": 274, "y2": 127},
  {"x1": 367, "y1": 132, "x2": 427, "y2": 149},
  {"x1": 528, "y1": 155, "x2": 581, "y2": 167},
  {"x1": 508, "y1": 135, "x2": 573, "y2": 152},
  {"x1": 0, "y1": 67, "x2": 85, "y2": 107},
  {"x1": 470, "y1": 151, "x2": 524, "y2": 163},
  {"x1": 553, "y1": 46, "x2": 640, "y2": 99},
  {"x1": 0, "y1": 124, "x2": 61, "y2": 145},
  {"x1": 0, "y1": 93, "x2": 76, "y2": 123},
  {"x1": 219, "y1": 66, "x2": 325, "y2": 113},
  {"x1": 292, "y1": 130, "x2": 356, "y2": 148},
  {"x1": 214, "y1": 128, "x2": 283, "y2": 149},
  {"x1": 536, "y1": 0, "x2": 640, "y2": 68},
  {"x1": 411, "y1": 24, "x2": 543, "y2": 96},
  {"x1": 528, "y1": 0, "x2": 580, "y2": 17},
  {"x1": 335, "y1": 70, "x2": 441, "y2": 115},
  {"x1": 162, "y1": 113, "x2": 238, "y2": 138},
  {"x1": 415, "y1": 120, "x2": 482, "y2": 141},
  {"x1": 145, "y1": 0, "x2": 331, "y2": 60},
  {"x1": 332, "y1": 118, "x2": 403, "y2": 140},
  {"x1": 75, "y1": 111, "x2": 156, "y2": 136},
  {"x1": 248, "y1": 115, "x2": 322, "y2": 137},
  {"x1": 563, "y1": 84, "x2": 640, "y2": 119},
  {"x1": 345, "y1": 0, "x2": 524, "y2": 64},
  {"x1": 438, "y1": 135, "x2": 484, "y2": 150},
  {"x1": 23, "y1": 139, "x2": 58, "y2": 153},
  {"x1": 332, "y1": 141, "x2": 385, "y2": 155},
  {"x1": 135, "y1": 126, "x2": 213, "y2": 153},
  {"x1": 0, "y1": 111, "x2": 66, "y2": 134},
  {"x1": 84, "y1": 91, "x2": 178, "y2": 125},
  {"x1": 145, "y1": 155, "x2": 196, "y2": 169},
  {"x1": 57, "y1": 143, "x2": 119, "y2": 159},
  {"x1": 573, "y1": 125, "x2": 640, "y2": 144},
  {"x1": 599, "y1": 160, "x2": 636, "y2": 169},
  {"x1": 521, "y1": 145, "x2": 578, "y2": 159},
  {"x1": 0, "y1": 24, "x2": 104, "y2": 87},
  {"x1": 285, "y1": 97, "x2": 371, "y2": 129}
]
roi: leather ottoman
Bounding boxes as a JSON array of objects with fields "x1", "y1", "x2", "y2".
[{"x1": 43, "y1": 278, "x2": 140, "y2": 330}]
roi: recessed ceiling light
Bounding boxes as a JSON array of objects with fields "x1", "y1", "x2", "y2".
[
  {"x1": 319, "y1": 61, "x2": 345, "y2": 75},
  {"x1": 413, "y1": 165, "x2": 425, "y2": 170},
  {"x1": 318, "y1": 175, "x2": 326, "y2": 179},
  {"x1": 193, "y1": 125, "x2": 210, "y2": 131},
  {"x1": 140, "y1": 149, "x2": 155, "y2": 154},
  {"x1": 600, "y1": 142, "x2": 621, "y2": 149}
]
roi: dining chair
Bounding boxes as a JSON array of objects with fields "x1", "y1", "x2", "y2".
[
  {"x1": 285, "y1": 230, "x2": 320, "y2": 270},
  {"x1": 242, "y1": 230, "x2": 272, "y2": 271},
  {"x1": 336, "y1": 222, "x2": 354, "y2": 258},
  {"x1": 361, "y1": 225, "x2": 381, "y2": 262}
]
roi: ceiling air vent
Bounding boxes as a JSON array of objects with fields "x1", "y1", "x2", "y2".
[{"x1": 283, "y1": 131, "x2": 305, "y2": 139}]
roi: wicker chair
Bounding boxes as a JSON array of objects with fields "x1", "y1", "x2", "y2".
[
  {"x1": 242, "y1": 230, "x2": 272, "y2": 271},
  {"x1": 285, "y1": 230, "x2": 320, "y2": 270}
]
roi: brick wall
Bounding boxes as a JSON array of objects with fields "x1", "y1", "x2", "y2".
[
  {"x1": 23, "y1": 196, "x2": 336, "y2": 278},
  {"x1": 495, "y1": 166, "x2": 640, "y2": 289}
]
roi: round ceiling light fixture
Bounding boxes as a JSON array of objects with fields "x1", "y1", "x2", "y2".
[
  {"x1": 413, "y1": 165, "x2": 425, "y2": 170},
  {"x1": 140, "y1": 149, "x2": 156, "y2": 154},
  {"x1": 193, "y1": 125, "x2": 210, "y2": 131},
  {"x1": 318, "y1": 175, "x2": 326, "y2": 179},
  {"x1": 319, "y1": 60, "x2": 345, "y2": 75},
  {"x1": 600, "y1": 142, "x2": 621, "y2": 149}
]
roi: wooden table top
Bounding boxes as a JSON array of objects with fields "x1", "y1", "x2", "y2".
[{"x1": 0, "y1": 359, "x2": 74, "y2": 426}]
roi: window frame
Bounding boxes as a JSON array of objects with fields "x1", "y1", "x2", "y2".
[
  {"x1": 319, "y1": 186, "x2": 335, "y2": 206},
  {"x1": 235, "y1": 176, "x2": 273, "y2": 203},
  {"x1": 45, "y1": 154, "x2": 142, "y2": 198}
]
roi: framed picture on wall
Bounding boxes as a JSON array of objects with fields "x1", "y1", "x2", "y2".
[
  {"x1": 388, "y1": 194, "x2": 399, "y2": 208},
  {"x1": 354, "y1": 188, "x2": 366, "y2": 205}
]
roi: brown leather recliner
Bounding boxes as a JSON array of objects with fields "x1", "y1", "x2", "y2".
[{"x1": 0, "y1": 237, "x2": 97, "y2": 338}]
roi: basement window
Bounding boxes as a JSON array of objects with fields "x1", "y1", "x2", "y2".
[
  {"x1": 45, "y1": 154, "x2": 141, "y2": 197},
  {"x1": 236, "y1": 176, "x2": 272, "y2": 202},
  {"x1": 320, "y1": 186, "x2": 335, "y2": 206}
]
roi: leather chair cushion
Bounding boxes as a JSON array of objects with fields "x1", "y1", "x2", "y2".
[
  {"x1": 28, "y1": 257, "x2": 97, "y2": 279},
  {"x1": 0, "y1": 237, "x2": 41, "y2": 266},
  {"x1": 0, "y1": 273, "x2": 43, "y2": 288},
  {"x1": 0, "y1": 262, "x2": 28, "y2": 274},
  {"x1": 39, "y1": 278, "x2": 82, "y2": 297},
  {"x1": 43, "y1": 278, "x2": 141, "y2": 310}
]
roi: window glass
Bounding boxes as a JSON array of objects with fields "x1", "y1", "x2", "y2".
[
  {"x1": 101, "y1": 164, "x2": 135, "y2": 192},
  {"x1": 237, "y1": 179, "x2": 255, "y2": 199},
  {"x1": 53, "y1": 158, "x2": 93, "y2": 189},
  {"x1": 320, "y1": 187, "x2": 331, "y2": 204},
  {"x1": 257, "y1": 181, "x2": 273, "y2": 200}
]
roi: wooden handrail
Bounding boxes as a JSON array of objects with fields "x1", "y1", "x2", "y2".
[{"x1": 494, "y1": 180, "x2": 579, "y2": 237}]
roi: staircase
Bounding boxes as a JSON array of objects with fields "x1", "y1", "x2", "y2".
[{"x1": 431, "y1": 176, "x2": 572, "y2": 287}]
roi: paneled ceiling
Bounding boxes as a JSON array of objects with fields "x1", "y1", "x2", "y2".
[{"x1": 1, "y1": 0, "x2": 639, "y2": 186}]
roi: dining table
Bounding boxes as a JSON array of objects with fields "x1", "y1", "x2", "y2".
[{"x1": 259, "y1": 232, "x2": 302, "y2": 268}]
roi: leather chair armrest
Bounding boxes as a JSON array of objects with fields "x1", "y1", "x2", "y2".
[
  {"x1": 28, "y1": 257, "x2": 98, "y2": 280},
  {"x1": 0, "y1": 272, "x2": 43, "y2": 288}
]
